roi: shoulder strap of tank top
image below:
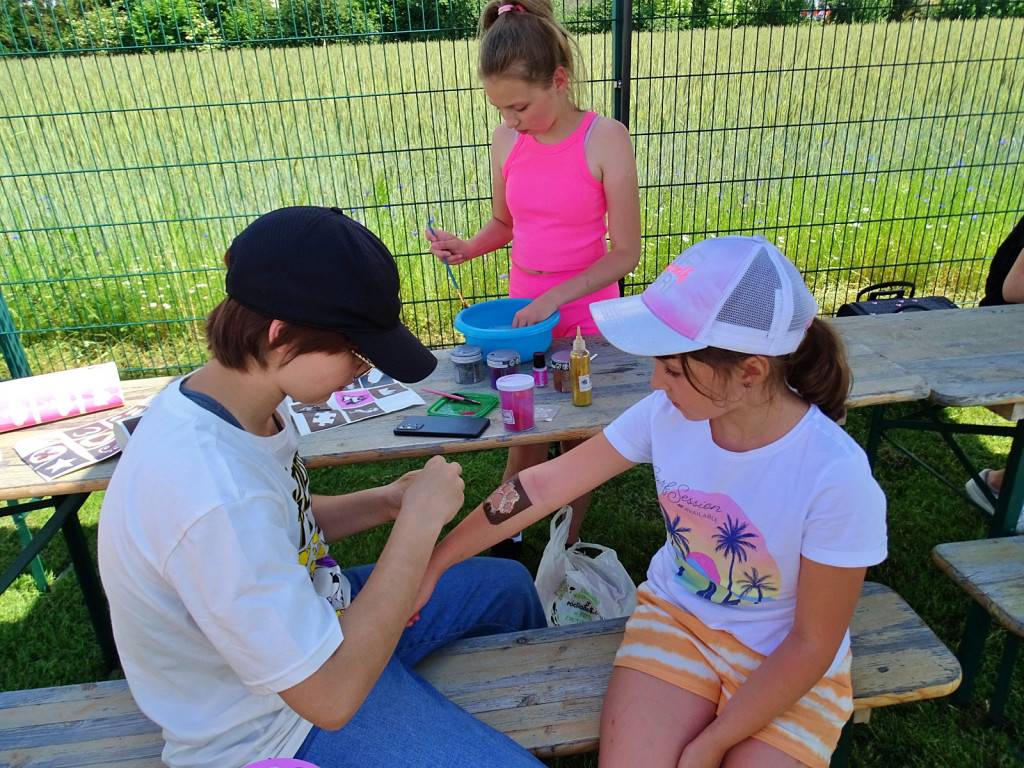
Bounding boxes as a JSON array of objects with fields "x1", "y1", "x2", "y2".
[{"x1": 582, "y1": 112, "x2": 600, "y2": 149}]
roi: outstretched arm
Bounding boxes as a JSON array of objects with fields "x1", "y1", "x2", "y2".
[{"x1": 415, "y1": 434, "x2": 636, "y2": 611}]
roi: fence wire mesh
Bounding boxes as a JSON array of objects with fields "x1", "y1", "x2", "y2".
[{"x1": 1, "y1": 0, "x2": 1022, "y2": 378}]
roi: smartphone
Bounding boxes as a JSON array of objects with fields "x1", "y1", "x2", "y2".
[{"x1": 393, "y1": 415, "x2": 490, "y2": 438}]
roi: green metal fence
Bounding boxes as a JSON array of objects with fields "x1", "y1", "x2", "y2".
[{"x1": 1, "y1": 0, "x2": 1022, "y2": 379}]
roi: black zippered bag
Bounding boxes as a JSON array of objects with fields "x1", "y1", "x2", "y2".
[{"x1": 837, "y1": 281, "x2": 957, "y2": 316}]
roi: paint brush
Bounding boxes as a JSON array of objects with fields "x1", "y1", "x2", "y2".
[
  {"x1": 428, "y1": 220, "x2": 469, "y2": 309},
  {"x1": 422, "y1": 388, "x2": 482, "y2": 405}
]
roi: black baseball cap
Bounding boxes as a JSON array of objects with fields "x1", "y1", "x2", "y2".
[{"x1": 225, "y1": 206, "x2": 437, "y2": 383}]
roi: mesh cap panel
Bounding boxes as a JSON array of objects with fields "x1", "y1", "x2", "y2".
[
  {"x1": 716, "y1": 247, "x2": 781, "y2": 332},
  {"x1": 590, "y1": 234, "x2": 819, "y2": 357}
]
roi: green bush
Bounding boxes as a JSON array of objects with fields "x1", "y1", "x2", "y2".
[
  {"x1": 61, "y1": 5, "x2": 136, "y2": 51},
  {"x1": 125, "y1": 0, "x2": 221, "y2": 48},
  {"x1": 377, "y1": 0, "x2": 480, "y2": 41},
  {"x1": 931, "y1": 0, "x2": 1024, "y2": 18},
  {"x1": 1, "y1": 0, "x2": 75, "y2": 53}
]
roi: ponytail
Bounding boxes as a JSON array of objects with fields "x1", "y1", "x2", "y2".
[
  {"x1": 477, "y1": 0, "x2": 582, "y2": 103},
  {"x1": 780, "y1": 319, "x2": 850, "y2": 422}
]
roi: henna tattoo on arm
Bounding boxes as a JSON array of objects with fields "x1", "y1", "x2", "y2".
[{"x1": 482, "y1": 474, "x2": 533, "y2": 524}]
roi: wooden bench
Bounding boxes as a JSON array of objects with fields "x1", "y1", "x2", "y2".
[
  {"x1": 0, "y1": 582, "x2": 960, "y2": 768},
  {"x1": 932, "y1": 536, "x2": 1024, "y2": 726}
]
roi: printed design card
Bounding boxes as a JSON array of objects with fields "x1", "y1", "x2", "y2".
[
  {"x1": 14, "y1": 404, "x2": 149, "y2": 480},
  {"x1": 0, "y1": 362, "x2": 124, "y2": 434},
  {"x1": 288, "y1": 369, "x2": 424, "y2": 436}
]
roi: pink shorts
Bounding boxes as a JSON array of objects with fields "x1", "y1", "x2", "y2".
[
  {"x1": 613, "y1": 585, "x2": 853, "y2": 768},
  {"x1": 509, "y1": 263, "x2": 620, "y2": 338}
]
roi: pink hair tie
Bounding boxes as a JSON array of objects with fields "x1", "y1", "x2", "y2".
[{"x1": 497, "y1": 3, "x2": 525, "y2": 13}]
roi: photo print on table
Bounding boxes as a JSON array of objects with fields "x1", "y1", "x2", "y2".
[
  {"x1": 14, "y1": 403, "x2": 149, "y2": 480},
  {"x1": 288, "y1": 369, "x2": 424, "y2": 436}
]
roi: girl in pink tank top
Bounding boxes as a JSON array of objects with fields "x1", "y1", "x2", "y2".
[{"x1": 426, "y1": 0, "x2": 641, "y2": 549}]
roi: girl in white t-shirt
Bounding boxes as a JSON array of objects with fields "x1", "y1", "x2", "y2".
[{"x1": 418, "y1": 234, "x2": 887, "y2": 768}]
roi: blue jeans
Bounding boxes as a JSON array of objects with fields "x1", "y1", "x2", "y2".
[{"x1": 293, "y1": 557, "x2": 547, "y2": 768}]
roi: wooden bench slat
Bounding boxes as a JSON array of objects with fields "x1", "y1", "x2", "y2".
[
  {"x1": 933, "y1": 536, "x2": 1024, "y2": 636},
  {"x1": 1, "y1": 730, "x2": 163, "y2": 768},
  {"x1": 0, "y1": 582, "x2": 960, "y2": 768},
  {"x1": 848, "y1": 582, "x2": 962, "y2": 708},
  {"x1": 0, "y1": 681, "x2": 149, "y2": 731}
]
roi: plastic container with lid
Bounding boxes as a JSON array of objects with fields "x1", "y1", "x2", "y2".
[
  {"x1": 496, "y1": 373, "x2": 535, "y2": 432},
  {"x1": 550, "y1": 350, "x2": 571, "y2": 393},
  {"x1": 486, "y1": 349, "x2": 520, "y2": 389},
  {"x1": 451, "y1": 344, "x2": 485, "y2": 384}
]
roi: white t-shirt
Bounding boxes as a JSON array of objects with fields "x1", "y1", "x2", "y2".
[
  {"x1": 604, "y1": 391, "x2": 887, "y2": 668},
  {"x1": 98, "y1": 381, "x2": 347, "y2": 768}
]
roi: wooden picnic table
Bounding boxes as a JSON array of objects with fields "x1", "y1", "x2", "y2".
[
  {"x1": 831, "y1": 304, "x2": 1024, "y2": 537},
  {"x1": 0, "y1": 329, "x2": 927, "y2": 501}
]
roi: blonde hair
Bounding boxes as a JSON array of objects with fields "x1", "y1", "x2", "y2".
[{"x1": 478, "y1": 0, "x2": 584, "y2": 104}]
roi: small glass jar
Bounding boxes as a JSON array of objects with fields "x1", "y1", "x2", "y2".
[
  {"x1": 486, "y1": 349, "x2": 520, "y2": 389},
  {"x1": 532, "y1": 351, "x2": 548, "y2": 388},
  {"x1": 451, "y1": 344, "x2": 485, "y2": 384},
  {"x1": 550, "y1": 350, "x2": 571, "y2": 393}
]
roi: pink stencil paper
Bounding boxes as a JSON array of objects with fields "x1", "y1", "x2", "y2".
[{"x1": 0, "y1": 362, "x2": 124, "y2": 434}]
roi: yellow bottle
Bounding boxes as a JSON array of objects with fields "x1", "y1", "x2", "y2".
[{"x1": 570, "y1": 326, "x2": 592, "y2": 407}]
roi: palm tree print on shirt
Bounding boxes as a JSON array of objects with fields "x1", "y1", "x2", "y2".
[{"x1": 657, "y1": 486, "x2": 780, "y2": 606}]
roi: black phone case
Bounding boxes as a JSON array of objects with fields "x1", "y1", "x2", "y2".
[{"x1": 393, "y1": 415, "x2": 490, "y2": 438}]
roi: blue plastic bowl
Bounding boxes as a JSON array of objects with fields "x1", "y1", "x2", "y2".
[{"x1": 454, "y1": 298, "x2": 560, "y2": 361}]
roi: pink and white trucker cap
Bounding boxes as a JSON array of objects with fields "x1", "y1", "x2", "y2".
[{"x1": 591, "y1": 235, "x2": 818, "y2": 356}]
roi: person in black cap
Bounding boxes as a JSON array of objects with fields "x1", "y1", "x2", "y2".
[{"x1": 98, "y1": 207, "x2": 546, "y2": 768}]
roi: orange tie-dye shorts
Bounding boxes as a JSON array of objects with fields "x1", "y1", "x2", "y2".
[{"x1": 613, "y1": 584, "x2": 853, "y2": 768}]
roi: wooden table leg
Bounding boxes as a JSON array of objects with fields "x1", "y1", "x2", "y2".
[{"x1": 952, "y1": 602, "x2": 992, "y2": 708}]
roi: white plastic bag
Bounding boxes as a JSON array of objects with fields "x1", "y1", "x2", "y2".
[{"x1": 534, "y1": 506, "x2": 638, "y2": 627}]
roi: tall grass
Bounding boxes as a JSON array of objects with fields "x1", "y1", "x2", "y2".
[{"x1": 1, "y1": 18, "x2": 1022, "y2": 378}]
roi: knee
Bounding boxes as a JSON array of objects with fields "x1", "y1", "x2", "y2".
[{"x1": 491, "y1": 559, "x2": 546, "y2": 628}]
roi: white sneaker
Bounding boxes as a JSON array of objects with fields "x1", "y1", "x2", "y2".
[
  {"x1": 964, "y1": 469, "x2": 1024, "y2": 532},
  {"x1": 964, "y1": 469, "x2": 998, "y2": 514}
]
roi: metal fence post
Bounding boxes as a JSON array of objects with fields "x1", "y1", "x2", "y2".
[
  {"x1": 0, "y1": 289, "x2": 31, "y2": 379},
  {"x1": 0, "y1": 288, "x2": 48, "y2": 592},
  {"x1": 611, "y1": 0, "x2": 633, "y2": 129}
]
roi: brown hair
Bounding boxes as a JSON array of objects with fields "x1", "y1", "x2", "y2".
[
  {"x1": 205, "y1": 298, "x2": 356, "y2": 372},
  {"x1": 666, "y1": 319, "x2": 851, "y2": 422},
  {"x1": 478, "y1": 0, "x2": 583, "y2": 103}
]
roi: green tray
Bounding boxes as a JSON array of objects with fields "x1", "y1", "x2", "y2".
[{"x1": 426, "y1": 392, "x2": 498, "y2": 418}]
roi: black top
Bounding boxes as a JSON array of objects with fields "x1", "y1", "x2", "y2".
[{"x1": 980, "y1": 214, "x2": 1024, "y2": 306}]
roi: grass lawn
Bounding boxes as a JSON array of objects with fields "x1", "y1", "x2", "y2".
[{"x1": 1, "y1": 402, "x2": 1022, "y2": 765}]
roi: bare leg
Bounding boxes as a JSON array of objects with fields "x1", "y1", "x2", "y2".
[
  {"x1": 599, "y1": 667, "x2": 717, "y2": 768},
  {"x1": 503, "y1": 442, "x2": 551, "y2": 482},
  {"x1": 559, "y1": 438, "x2": 590, "y2": 544},
  {"x1": 723, "y1": 737, "x2": 805, "y2": 767},
  {"x1": 988, "y1": 467, "x2": 1006, "y2": 492}
]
